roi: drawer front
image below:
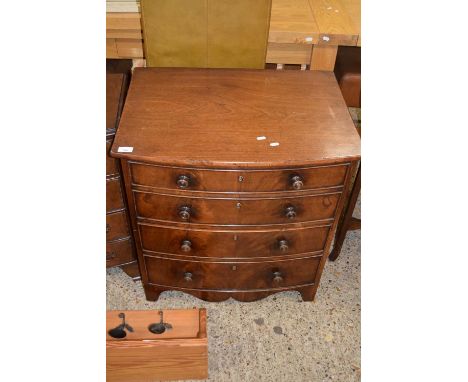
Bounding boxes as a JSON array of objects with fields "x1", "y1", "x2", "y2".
[
  {"x1": 106, "y1": 139, "x2": 119, "y2": 176},
  {"x1": 106, "y1": 238, "x2": 135, "y2": 268},
  {"x1": 134, "y1": 191, "x2": 340, "y2": 225},
  {"x1": 106, "y1": 211, "x2": 130, "y2": 241},
  {"x1": 130, "y1": 163, "x2": 348, "y2": 193},
  {"x1": 107, "y1": 177, "x2": 124, "y2": 212},
  {"x1": 139, "y1": 224, "x2": 330, "y2": 258},
  {"x1": 145, "y1": 255, "x2": 321, "y2": 291}
]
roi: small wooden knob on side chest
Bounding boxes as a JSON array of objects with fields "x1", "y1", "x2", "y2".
[
  {"x1": 106, "y1": 252, "x2": 116, "y2": 261},
  {"x1": 184, "y1": 272, "x2": 193, "y2": 282}
]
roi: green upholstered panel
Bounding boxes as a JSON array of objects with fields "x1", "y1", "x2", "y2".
[
  {"x1": 207, "y1": 0, "x2": 271, "y2": 68},
  {"x1": 141, "y1": 0, "x2": 207, "y2": 68},
  {"x1": 141, "y1": 0, "x2": 271, "y2": 68}
]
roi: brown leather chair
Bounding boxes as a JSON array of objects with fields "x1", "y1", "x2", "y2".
[
  {"x1": 329, "y1": 165, "x2": 360, "y2": 261},
  {"x1": 140, "y1": 0, "x2": 272, "y2": 68},
  {"x1": 334, "y1": 46, "x2": 361, "y2": 108}
]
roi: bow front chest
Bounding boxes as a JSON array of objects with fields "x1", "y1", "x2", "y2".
[{"x1": 111, "y1": 68, "x2": 360, "y2": 302}]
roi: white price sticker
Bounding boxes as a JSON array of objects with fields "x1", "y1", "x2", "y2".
[{"x1": 117, "y1": 147, "x2": 134, "y2": 153}]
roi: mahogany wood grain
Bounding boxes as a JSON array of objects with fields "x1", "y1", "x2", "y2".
[
  {"x1": 106, "y1": 139, "x2": 120, "y2": 176},
  {"x1": 348, "y1": 218, "x2": 360, "y2": 230},
  {"x1": 134, "y1": 190, "x2": 340, "y2": 226},
  {"x1": 130, "y1": 161, "x2": 348, "y2": 193},
  {"x1": 111, "y1": 69, "x2": 360, "y2": 167},
  {"x1": 107, "y1": 238, "x2": 135, "y2": 267},
  {"x1": 138, "y1": 223, "x2": 330, "y2": 258},
  {"x1": 145, "y1": 254, "x2": 321, "y2": 291},
  {"x1": 106, "y1": 73, "x2": 128, "y2": 132},
  {"x1": 106, "y1": 210, "x2": 131, "y2": 241},
  {"x1": 106, "y1": 309, "x2": 208, "y2": 382},
  {"x1": 106, "y1": 177, "x2": 125, "y2": 212}
]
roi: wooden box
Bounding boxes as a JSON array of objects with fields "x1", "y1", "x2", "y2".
[{"x1": 106, "y1": 309, "x2": 208, "y2": 381}]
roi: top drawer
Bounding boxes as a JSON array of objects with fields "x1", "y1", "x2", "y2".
[{"x1": 130, "y1": 163, "x2": 348, "y2": 193}]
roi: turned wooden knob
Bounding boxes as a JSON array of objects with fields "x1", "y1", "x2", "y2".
[
  {"x1": 184, "y1": 272, "x2": 193, "y2": 282},
  {"x1": 290, "y1": 175, "x2": 304, "y2": 190},
  {"x1": 273, "y1": 271, "x2": 283, "y2": 283},
  {"x1": 176, "y1": 175, "x2": 190, "y2": 189},
  {"x1": 178, "y1": 206, "x2": 191, "y2": 220},
  {"x1": 285, "y1": 206, "x2": 297, "y2": 219},
  {"x1": 106, "y1": 223, "x2": 110, "y2": 233},
  {"x1": 278, "y1": 239, "x2": 289, "y2": 252},
  {"x1": 106, "y1": 252, "x2": 116, "y2": 261},
  {"x1": 181, "y1": 240, "x2": 192, "y2": 252}
]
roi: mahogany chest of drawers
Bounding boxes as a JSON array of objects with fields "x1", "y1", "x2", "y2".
[
  {"x1": 111, "y1": 68, "x2": 360, "y2": 302},
  {"x1": 106, "y1": 73, "x2": 139, "y2": 277}
]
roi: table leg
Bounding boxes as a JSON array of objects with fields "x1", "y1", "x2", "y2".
[{"x1": 310, "y1": 45, "x2": 338, "y2": 71}]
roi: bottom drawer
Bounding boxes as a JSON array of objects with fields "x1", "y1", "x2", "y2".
[
  {"x1": 145, "y1": 255, "x2": 321, "y2": 291},
  {"x1": 106, "y1": 238, "x2": 135, "y2": 268}
]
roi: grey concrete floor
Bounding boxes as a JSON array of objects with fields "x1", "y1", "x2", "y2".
[{"x1": 106, "y1": 195, "x2": 360, "y2": 382}]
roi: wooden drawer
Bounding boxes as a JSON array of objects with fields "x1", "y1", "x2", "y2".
[
  {"x1": 107, "y1": 211, "x2": 130, "y2": 241},
  {"x1": 134, "y1": 191, "x2": 340, "y2": 225},
  {"x1": 130, "y1": 163, "x2": 348, "y2": 193},
  {"x1": 139, "y1": 224, "x2": 330, "y2": 258},
  {"x1": 107, "y1": 238, "x2": 135, "y2": 268},
  {"x1": 145, "y1": 255, "x2": 321, "y2": 291},
  {"x1": 107, "y1": 177, "x2": 124, "y2": 212},
  {"x1": 107, "y1": 139, "x2": 119, "y2": 176}
]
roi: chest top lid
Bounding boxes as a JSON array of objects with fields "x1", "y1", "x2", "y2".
[{"x1": 111, "y1": 68, "x2": 360, "y2": 168}]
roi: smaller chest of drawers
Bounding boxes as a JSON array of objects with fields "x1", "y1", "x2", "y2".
[
  {"x1": 111, "y1": 68, "x2": 361, "y2": 302},
  {"x1": 106, "y1": 73, "x2": 139, "y2": 276}
]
